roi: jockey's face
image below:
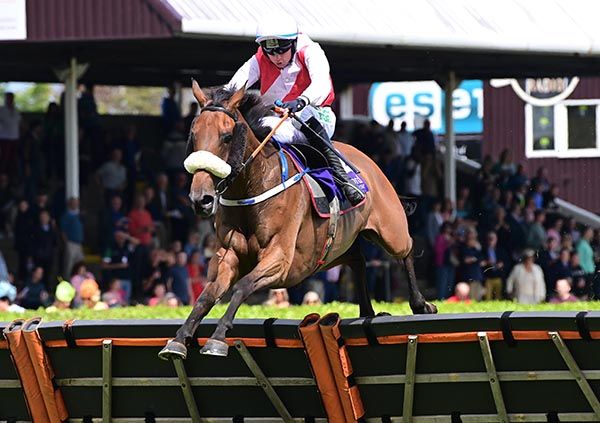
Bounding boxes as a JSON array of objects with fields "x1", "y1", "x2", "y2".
[{"x1": 266, "y1": 49, "x2": 293, "y2": 69}]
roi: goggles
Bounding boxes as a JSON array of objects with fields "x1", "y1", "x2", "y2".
[{"x1": 260, "y1": 39, "x2": 294, "y2": 55}]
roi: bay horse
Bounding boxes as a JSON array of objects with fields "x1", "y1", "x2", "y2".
[{"x1": 159, "y1": 81, "x2": 437, "y2": 360}]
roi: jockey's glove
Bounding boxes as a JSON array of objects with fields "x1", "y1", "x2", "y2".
[{"x1": 281, "y1": 97, "x2": 307, "y2": 113}]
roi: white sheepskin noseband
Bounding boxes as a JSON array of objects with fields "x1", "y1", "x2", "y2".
[{"x1": 183, "y1": 150, "x2": 232, "y2": 178}]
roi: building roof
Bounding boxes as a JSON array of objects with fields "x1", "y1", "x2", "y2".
[{"x1": 0, "y1": 0, "x2": 600, "y2": 86}]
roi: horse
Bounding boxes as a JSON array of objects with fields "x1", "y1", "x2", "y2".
[{"x1": 158, "y1": 81, "x2": 437, "y2": 360}]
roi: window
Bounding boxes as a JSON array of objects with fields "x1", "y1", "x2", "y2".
[{"x1": 525, "y1": 100, "x2": 600, "y2": 158}]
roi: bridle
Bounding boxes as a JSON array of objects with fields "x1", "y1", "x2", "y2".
[{"x1": 195, "y1": 102, "x2": 289, "y2": 195}]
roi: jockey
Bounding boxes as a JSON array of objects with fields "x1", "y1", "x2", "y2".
[{"x1": 226, "y1": 13, "x2": 365, "y2": 205}]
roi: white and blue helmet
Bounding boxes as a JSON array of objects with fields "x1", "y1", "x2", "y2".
[{"x1": 256, "y1": 13, "x2": 298, "y2": 54}]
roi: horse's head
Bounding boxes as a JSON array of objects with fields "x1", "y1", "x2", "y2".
[{"x1": 184, "y1": 80, "x2": 247, "y2": 217}]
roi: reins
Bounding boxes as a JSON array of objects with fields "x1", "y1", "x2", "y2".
[{"x1": 200, "y1": 103, "x2": 289, "y2": 195}]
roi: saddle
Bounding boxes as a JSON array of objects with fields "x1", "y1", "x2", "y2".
[{"x1": 277, "y1": 141, "x2": 368, "y2": 218}]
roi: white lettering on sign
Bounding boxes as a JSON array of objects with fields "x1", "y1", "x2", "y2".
[
  {"x1": 370, "y1": 81, "x2": 483, "y2": 133},
  {"x1": 0, "y1": 0, "x2": 26, "y2": 40}
]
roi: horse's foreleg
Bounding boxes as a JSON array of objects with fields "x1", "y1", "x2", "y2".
[
  {"x1": 404, "y1": 253, "x2": 437, "y2": 314},
  {"x1": 158, "y1": 248, "x2": 239, "y2": 360},
  {"x1": 200, "y1": 249, "x2": 287, "y2": 356}
]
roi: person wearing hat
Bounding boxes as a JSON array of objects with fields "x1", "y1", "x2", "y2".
[
  {"x1": 46, "y1": 279, "x2": 76, "y2": 312},
  {"x1": 227, "y1": 13, "x2": 364, "y2": 205},
  {"x1": 0, "y1": 279, "x2": 24, "y2": 313},
  {"x1": 506, "y1": 249, "x2": 546, "y2": 304},
  {"x1": 79, "y1": 278, "x2": 108, "y2": 310}
]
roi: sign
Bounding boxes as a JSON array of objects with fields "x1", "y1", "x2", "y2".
[
  {"x1": 490, "y1": 77, "x2": 579, "y2": 107},
  {"x1": 369, "y1": 80, "x2": 483, "y2": 133},
  {"x1": 0, "y1": 0, "x2": 26, "y2": 40}
]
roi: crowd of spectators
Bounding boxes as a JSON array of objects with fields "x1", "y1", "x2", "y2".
[{"x1": 0, "y1": 86, "x2": 599, "y2": 313}]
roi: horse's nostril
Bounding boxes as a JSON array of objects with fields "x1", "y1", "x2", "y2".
[{"x1": 200, "y1": 195, "x2": 214, "y2": 206}]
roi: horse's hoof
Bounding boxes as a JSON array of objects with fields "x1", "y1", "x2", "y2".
[
  {"x1": 199, "y1": 339, "x2": 229, "y2": 357},
  {"x1": 158, "y1": 340, "x2": 188, "y2": 361},
  {"x1": 376, "y1": 311, "x2": 391, "y2": 317},
  {"x1": 412, "y1": 301, "x2": 438, "y2": 315},
  {"x1": 424, "y1": 302, "x2": 438, "y2": 314}
]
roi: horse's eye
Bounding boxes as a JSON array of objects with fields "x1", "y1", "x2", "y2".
[{"x1": 221, "y1": 133, "x2": 233, "y2": 143}]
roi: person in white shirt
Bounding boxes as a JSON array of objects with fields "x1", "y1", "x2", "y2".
[
  {"x1": 506, "y1": 249, "x2": 546, "y2": 304},
  {"x1": 227, "y1": 13, "x2": 364, "y2": 205}
]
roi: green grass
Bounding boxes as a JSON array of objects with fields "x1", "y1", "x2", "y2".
[{"x1": 2, "y1": 301, "x2": 600, "y2": 322}]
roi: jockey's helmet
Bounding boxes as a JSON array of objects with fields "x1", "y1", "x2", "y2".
[{"x1": 256, "y1": 13, "x2": 298, "y2": 55}]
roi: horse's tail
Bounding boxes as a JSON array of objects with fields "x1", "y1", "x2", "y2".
[{"x1": 399, "y1": 195, "x2": 417, "y2": 216}]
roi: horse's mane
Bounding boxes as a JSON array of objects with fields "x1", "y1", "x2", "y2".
[{"x1": 211, "y1": 87, "x2": 275, "y2": 141}]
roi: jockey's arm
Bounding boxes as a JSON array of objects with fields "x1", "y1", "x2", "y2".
[
  {"x1": 226, "y1": 56, "x2": 260, "y2": 92},
  {"x1": 301, "y1": 44, "x2": 333, "y2": 106}
]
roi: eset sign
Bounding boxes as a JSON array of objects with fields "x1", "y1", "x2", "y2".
[{"x1": 369, "y1": 80, "x2": 483, "y2": 134}]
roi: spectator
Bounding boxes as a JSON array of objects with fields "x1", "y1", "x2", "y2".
[
  {"x1": 546, "y1": 218, "x2": 563, "y2": 246},
  {"x1": 149, "y1": 283, "x2": 168, "y2": 306},
  {"x1": 460, "y1": 229, "x2": 484, "y2": 301},
  {"x1": 69, "y1": 261, "x2": 95, "y2": 307},
  {"x1": 413, "y1": 119, "x2": 435, "y2": 156},
  {"x1": 59, "y1": 197, "x2": 85, "y2": 278},
  {"x1": 531, "y1": 166, "x2": 550, "y2": 193},
  {"x1": 0, "y1": 279, "x2": 24, "y2": 313},
  {"x1": 46, "y1": 280, "x2": 76, "y2": 312},
  {"x1": 482, "y1": 232, "x2": 508, "y2": 300},
  {"x1": 546, "y1": 248, "x2": 571, "y2": 300},
  {"x1": 434, "y1": 222, "x2": 455, "y2": 300},
  {"x1": 101, "y1": 231, "x2": 137, "y2": 304},
  {"x1": 18, "y1": 267, "x2": 48, "y2": 309},
  {"x1": 168, "y1": 251, "x2": 192, "y2": 305},
  {"x1": 80, "y1": 278, "x2": 108, "y2": 310},
  {"x1": 569, "y1": 252, "x2": 588, "y2": 300},
  {"x1": 161, "y1": 86, "x2": 181, "y2": 135},
  {"x1": 96, "y1": 148, "x2": 127, "y2": 202},
  {"x1": 187, "y1": 249, "x2": 206, "y2": 301},
  {"x1": 549, "y1": 278, "x2": 578, "y2": 303},
  {"x1": 128, "y1": 194, "x2": 154, "y2": 247},
  {"x1": 491, "y1": 148, "x2": 515, "y2": 178},
  {"x1": 302, "y1": 291, "x2": 322, "y2": 306},
  {"x1": 426, "y1": 200, "x2": 444, "y2": 247},
  {"x1": 0, "y1": 92, "x2": 21, "y2": 176},
  {"x1": 102, "y1": 278, "x2": 127, "y2": 307},
  {"x1": 543, "y1": 183, "x2": 560, "y2": 210},
  {"x1": 526, "y1": 210, "x2": 546, "y2": 251},
  {"x1": 447, "y1": 282, "x2": 472, "y2": 303},
  {"x1": 506, "y1": 249, "x2": 546, "y2": 304},
  {"x1": 31, "y1": 210, "x2": 57, "y2": 286},
  {"x1": 564, "y1": 217, "x2": 581, "y2": 244},
  {"x1": 263, "y1": 288, "x2": 290, "y2": 308},
  {"x1": 397, "y1": 121, "x2": 413, "y2": 158},
  {"x1": 577, "y1": 227, "x2": 595, "y2": 273},
  {"x1": 14, "y1": 199, "x2": 34, "y2": 283}
]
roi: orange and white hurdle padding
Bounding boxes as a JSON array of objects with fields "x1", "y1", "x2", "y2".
[
  {"x1": 3, "y1": 319, "x2": 51, "y2": 423},
  {"x1": 3, "y1": 318, "x2": 68, "y2": 423},
  {"x1": 299, "y1": 313, "x2": 365, "y2": 423}
]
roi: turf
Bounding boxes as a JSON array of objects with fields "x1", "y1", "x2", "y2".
[{"x1": 2, "y1": 300, "x2": 600, "y2": 322}]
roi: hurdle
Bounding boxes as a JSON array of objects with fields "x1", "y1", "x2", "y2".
[{"x1": 2, "y1": 311, "x2": 600, "y2": 422}]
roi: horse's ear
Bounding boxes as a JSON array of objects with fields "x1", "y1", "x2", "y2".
[
  {"x1": 191, "y1": 79, "x2": 208, "y2": 106},
  {"x1": 227, "y1": 86, "x2": 246, "y2": 111}
]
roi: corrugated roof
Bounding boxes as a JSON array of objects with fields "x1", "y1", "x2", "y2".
[
  {"x1": 20, "y1": 0, "x2": 180, "y2": 41},
  {"x1": 167, "y1": 0, "x2": 600, "y2": 55}
]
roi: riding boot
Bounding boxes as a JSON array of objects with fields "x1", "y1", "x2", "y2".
[{"x1": 302, "y1": 117, "x2": 365, "y2": 206}]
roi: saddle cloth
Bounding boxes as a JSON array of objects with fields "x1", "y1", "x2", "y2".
[{"x1": 277, "y1": 142, "x2": 369, "y2": 218}]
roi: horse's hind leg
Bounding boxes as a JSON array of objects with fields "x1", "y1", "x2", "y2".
[
  {"x1": 364, "y1": 227, "x2": 437, "y2": 315},
  {"x1": 403, "y1": 251, "x2": 437, "y2": 314}
]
